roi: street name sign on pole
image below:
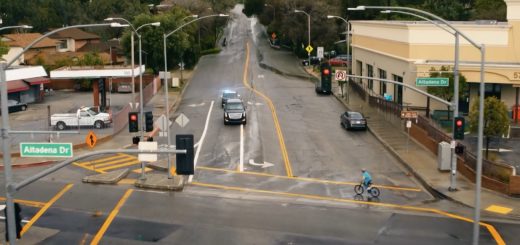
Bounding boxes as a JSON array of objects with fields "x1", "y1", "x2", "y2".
[
  {"x1": 156, "y1": 114, "x2": 172, "y2": 137},
  {"x1": 20, "y1": 143, "x2": 73, "y2": 158},
  {"x1": 416, "y1": 77, "x2": 449, "y2": 87}
]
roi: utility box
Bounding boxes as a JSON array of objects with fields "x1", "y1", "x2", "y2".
[
  {"x1": 171, "y1": 77, "x2": 180, "y2": 88},
  {"x1": 437, "y1": 141, "x2": 451, "y2": 171}
]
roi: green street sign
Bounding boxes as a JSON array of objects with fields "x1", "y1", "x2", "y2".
[
  {"x1": 416, "y1": 77, "x2": 449, "y2": 87},
  {"x1": 20, "y1": 143, "x2": 73, "y2": 158}
]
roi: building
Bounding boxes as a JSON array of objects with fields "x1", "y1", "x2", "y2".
[
  {"x1": 350, "y1": 0, "x2": 520, "y2": 117},
  {"x1": 1, "y1": 33, "x2": 58, "y2": 65},
  {"x1": 5, "y1": 66, "x2": 49, "y2": 103}
]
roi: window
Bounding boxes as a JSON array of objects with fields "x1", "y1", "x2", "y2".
[
  {"x1": 367, "y1": 64, "x2": 373, "y2": 90},
  {"x1": 392, "y1": 74, "x2": 403, "y2": 105},
  {"x1": 58, "y1": 40, "x2": 68, "y2": 50},
  {"x1": 484, "y1": 84, "x2": 501, "y2": 99},
  {"x1": 379, "y1": 69, "x2": 387, "y2": 96},
  {"x1": 356, "y1": 60, "x2": 363, "y2": 83}
]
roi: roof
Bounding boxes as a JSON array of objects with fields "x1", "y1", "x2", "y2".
[
  {"x1": 226, "y1": 99, "x2": 242, "y2": 103},
  {"x1": 7, "y1": 80, "x2": 30, "y2": 93},
  {"x1": 2, "y1": 33, "x2": 59, "y2": 48},
  {"x1": 48, "y1": 28, "x2": 100, "y2": 40}
]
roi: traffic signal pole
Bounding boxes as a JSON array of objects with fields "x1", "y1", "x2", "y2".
[{"x1": 449, "y1": 33, "x2": 460, "y2": 192}]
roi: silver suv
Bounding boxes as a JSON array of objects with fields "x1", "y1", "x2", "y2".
[{"x1": 223, "y1": 98, "x2": 246, "y2": 125}]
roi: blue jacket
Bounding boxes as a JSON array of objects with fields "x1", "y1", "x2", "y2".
[{"x1": 362, "y1": 171, "x2": 372, "y2": 185}]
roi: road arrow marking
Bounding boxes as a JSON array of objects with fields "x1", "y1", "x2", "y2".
[{"x1": 248, "y1": 159, "x2": 274, "y2": 168}]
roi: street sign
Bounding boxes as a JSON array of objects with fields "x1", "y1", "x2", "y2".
[
  {"x1": 317, "y1": 47, "x2": 324, "y2": 58},
  {"x1": 305, "y1": 45, "x2": 313, "y2": 54},
  {"x1": 86, "y1": 131, "x2": 97, "y2": 148},
  {"x1": 406, "y1": 120, "x2": 412, "y2": 128},
  {"x1": 401, "y1": 111, "x2": 418, "y2": 119},
  {"x1": 155, "y1": 114, "x2": 172, "y2": 132},
  {"x1": 20, "y1": 143, "x2": 73, "y2": 158},
  {"x1": 175, "y1": 113, "x2": 190, "y2": 128},
  {"x1": 159, "y1": 71, "x2": 171, "y2": 79},
  {"x1": 138, "y1": 141, "x2": 158, "y2": 162},
  {"x1": 335, "y1": 69, "x2": 347, "y2": 81},
  {"x1": 416, "y1": 77, "x2": 449, "y2": 87}
]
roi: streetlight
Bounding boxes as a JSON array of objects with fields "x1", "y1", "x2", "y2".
[
  {"x1": 327, "y1": 15, "x2": 350, "y2": 67},
  {"x1": 0, "y1": 22, "x2": 126, "y2": 244},
  {"x1": 380, "y1": 9, "x2": 461, "y2": 192},
  {"x1": 349, "y1": 5, "x2": 486, "y2": 244},
  {"x1": 265, "y1": 4, "x2": 275, "y2": 20},
  {"x1": 162, "y1": 14, "x2": 228, "y2": 179},
  {"x1": 0, "y1": 24, "x2": 33, "y2": 32},
  {"x1": 294, "y1": 9, "x2": 311, "y2": 66},
  {"x1": 105, "y1": 17, "x2": 160, "y2": 140}
]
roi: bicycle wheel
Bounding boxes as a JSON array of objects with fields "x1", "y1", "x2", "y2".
[
  {"x1": 354, "y1": 185, "x2": 364, "y2": 195},
  {"x1": 370, "y1": 187, "x2": 380, "y2": 197}
]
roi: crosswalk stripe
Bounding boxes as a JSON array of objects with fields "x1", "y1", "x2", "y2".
[
  {"x1": 97, "y1": 160, "x2": 141, "y2": 172},
  {"x1": 132, "y1": 167, "x2": 153, "y2": 174},
  {"x1": 87, "y1": 157, "x2": 137, "y2": 169},
  {"x1": 79, "y1": 154, "x2": 133, "y2": 166}
]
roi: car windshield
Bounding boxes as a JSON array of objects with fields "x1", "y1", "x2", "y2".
[
  {"x1": 350, "y1": 112, "x2": 363, "y2": 119},
  {"x1": 87, "y1": 109, "x2": 99, "y2": 115},
  {"x1": 223, "y1": 92, "x2": 237, "y2": 99},
  {"x1": 226, "y1": 102, "x2": 243, "y2": 110}
]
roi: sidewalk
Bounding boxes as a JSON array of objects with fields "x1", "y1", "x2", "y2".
[
  {"x1": 254, "y1": 38, "x2": 520, "y2": 219},
  {"x1": 3, "y1": 69, "x2": 192, "y2": 169}
]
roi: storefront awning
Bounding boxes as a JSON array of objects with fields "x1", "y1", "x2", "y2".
[
  {"x1": 7, "y1": 80, "x2": 30, "y2": 93},
  {"x1": 23, "y1": 77, "x2": 50, "y2": 85}
]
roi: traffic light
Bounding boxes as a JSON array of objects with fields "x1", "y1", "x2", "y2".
[
  {"x1": 129, "y1": 112, "x2": 139, "y2": 132},
  {"x1": 454, "y1": 117, "x2": 465, "y2": 140},
  {"x1": 176, "y1": 134, "x2": 194, "y2": 175},
  {"x1": 321, "y1": 63, "x2": 332, "y2": 83},
  {"x1": 145, "y1": 111, "x2": 153, "y2": 132}
]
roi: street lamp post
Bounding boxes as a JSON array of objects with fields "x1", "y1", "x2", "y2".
[
  {"x1": 349, "y1": 5, "x2": 486, "y2": 244},
  {"x1": 104, "y1": 18, "x2": 161, "y2": 141},
  {"x1": 163, "y1": 14, "x2": 229, "y2": 179},
  {"x1": 380, "y1": 10, "x2": 461, "y2": 192},
  {"x1": 294, "y1": 9, "x2": 311, "y2": 66},
  {"x1": 327, "y1": 15, "x2": 349, "y2": 98},
  {"x1": 0, "y1": 22, "x2": 126, "y2": 244}
]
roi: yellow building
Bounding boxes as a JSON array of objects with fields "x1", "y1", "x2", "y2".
[{"x1": 350, "y1": 0, "x2": 520, "y2": 116}]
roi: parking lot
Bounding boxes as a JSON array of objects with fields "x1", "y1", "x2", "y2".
[{"x1": 1, "y1": 90, "x2": 134, "y2": 152}]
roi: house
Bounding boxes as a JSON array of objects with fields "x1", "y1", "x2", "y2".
[
  {"x1": 48, "y1": 27, "x2": 101, "y2": 52},
  {"x1": 1, "y1": 33, "x2": 59, "y2": 65}
]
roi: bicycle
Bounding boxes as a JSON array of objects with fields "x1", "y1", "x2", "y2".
[{"x1": 354, "y1": 183, "x2": 380, "y2": 197}]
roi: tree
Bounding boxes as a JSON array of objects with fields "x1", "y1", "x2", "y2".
[
  {"x1": 0, "y1": 40, "x2": 8, "y2": 60},
  {"x1": 243, "y1": 0, "x2": 265, "y2": 17},
  {"x1": 468, "y1": 96, "x2": 510, "y2": 159},
  {"x1": 473, "y1": 0, "x2": 506, "y2": 21},
  {"x1": 427, "y1": 66, "x2": 468, "y2": 102}
]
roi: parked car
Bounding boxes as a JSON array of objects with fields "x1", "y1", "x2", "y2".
[
  {"x1": 335, "y1": 54, "x2": 352, "y2": 62},
  {"x1": 0, "y1": 100, "x2": 28, "y2": 114},
  {"x1": 301, "y1": 56, "x2": 321, "y2": 66},
  {"x1": 51, "y1": 106, "x2": 112, "y2": 130},
  {"x1": 328, "y1": 57, "x2": 349, "y2": 67},
  {"x1": 117, "y1": 82, "x2": 132, "y2": 93},
  {"x1": 221, "y1": 90, "x2": 240, "y2": 108},
  {"x1": 224, "y1": 98, "x2": 247, "y2": 125},
  {"x1": 340, "y1": 111, "x2": 367, "y2": 130}
]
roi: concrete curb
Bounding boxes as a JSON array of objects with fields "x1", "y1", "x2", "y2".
[{"x1": 0, "y1": 160, "x2": 56, "y2": 170}]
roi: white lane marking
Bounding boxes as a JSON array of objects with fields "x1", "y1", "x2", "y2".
[
  {"x1": 189, "y1": 100, "x2": 214, "y2": 183},
  {"x1": 248, "y1": 159, "x2": 274, "y2": 168},
  {"x1": 239, "y1": 124, "x2": 244, "y2": 172},
  {"x1": 188, "y1": 102, "x2": 206, "y2": 107}
]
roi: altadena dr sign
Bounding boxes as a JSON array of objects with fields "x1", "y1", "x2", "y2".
[{"x1": 20, "y1": 143, "x2": 73, "y2": 158}]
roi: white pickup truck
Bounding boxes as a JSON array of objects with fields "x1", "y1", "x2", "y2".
[{"x1": 51, "y1": 107, "x2": 112, "y2": 130}]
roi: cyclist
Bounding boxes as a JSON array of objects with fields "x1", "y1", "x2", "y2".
[{"x1": 361, "y1": 168, "x2": 373, "y2": 191}]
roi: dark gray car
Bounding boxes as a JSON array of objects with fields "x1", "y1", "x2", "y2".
[
  {"x1": 341, "y1": 111, "x2": 367, "y2": 130},
  {"x1": 224, "y1": 98, "x2": 246, "y2": 125}
]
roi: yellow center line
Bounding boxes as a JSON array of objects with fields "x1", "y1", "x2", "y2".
[
  {"x1": 242, "y1": 41, "x2": 293, "y2": 177},
  {"x1": 21, "y1": 183, "x2": 74, "y2": 236},
  {"x1": 90, "y1": 189, "x2": 134, "y2": 245},
  {"x1": 196, "y1": 166, "x2": 422, "y2": 192},
  {"x1": 190, "y1": 181, "x2": 504, "y2": 245}
]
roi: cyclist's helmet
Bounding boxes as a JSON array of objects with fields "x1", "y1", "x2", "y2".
[{"x1": 361, "y1": 168, "x2": 366, "y2": 173}]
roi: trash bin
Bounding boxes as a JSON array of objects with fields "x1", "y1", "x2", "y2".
[{"x1": 437, "y1": 141, "x2": 451, "y2": 171}]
